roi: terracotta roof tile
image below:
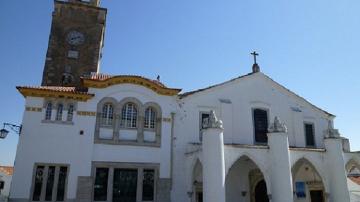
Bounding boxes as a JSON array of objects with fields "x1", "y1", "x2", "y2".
[
  {"x1": 349, "y1": 176, "x2": 360, "y2": 185},
  {"x1": 85, "y1": 73, "x2": 167, "y2": 88},
  {"x1": 16, "y1": 86, "x2": 90, "y2": 95},
  {"x1": 0, "y1": 166, "x2": 14, "y2": 176}
]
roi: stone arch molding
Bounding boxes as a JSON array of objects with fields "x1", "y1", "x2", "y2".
[
  {"x1": 225, "y1": 152, "x2": 272, "y2": 194},
  {"x1": 291, "y1": 157, "x2": 329, "y2": 194},
  {"x1": 94, "y1": 96, "x2": 162, "y2": 146},
  {"x1": 345, "y1": 156, "x2": 360, "y2": 172}
]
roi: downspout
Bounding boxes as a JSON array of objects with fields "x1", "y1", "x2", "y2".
[{"x1": 170, "y1": 112, "x2": 175, "y2": 190}]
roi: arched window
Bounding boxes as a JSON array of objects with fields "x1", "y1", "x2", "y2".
[
  {"x1": 144, "y1": 107, "x2": 156, "y2": 129},
  {"x1": 45, "y1": 102, "x2": 52, "y2": 120},
  {"x1": 56, "y1": 104, "x2": 64, "y2": 121},
  {"x1": 67, "y1": 104, "x2": 74, "y2": 122},
  {"x1": 101, "y1": 103, "x2": 114, "y2": 126},
  {"x1": 121, "y1": 103, "x2": 137, "y2": 128}
]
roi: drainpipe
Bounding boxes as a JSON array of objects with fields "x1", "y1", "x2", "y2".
[{"x1": 170, "y1": 112, "x2": 175, "y2": 190}]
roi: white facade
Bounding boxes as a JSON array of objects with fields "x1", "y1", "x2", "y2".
[
  {"x1": 10, "y1": 72, "x2": 360, "y2": 202},
  {"x1": 0, "y1": 169, "x2": 12, "y2": 201}
]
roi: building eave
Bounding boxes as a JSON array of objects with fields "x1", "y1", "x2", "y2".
[
  {"x1": 16, "y1": 86, "x2": 94, "y2": 102},
  {"x1": 82, "y1": 75, "x2": 182, "y2": 96}
]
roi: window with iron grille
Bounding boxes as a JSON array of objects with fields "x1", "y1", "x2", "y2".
[{"x1": 31, "y1": 164, "x2": 68, "y2": 202}]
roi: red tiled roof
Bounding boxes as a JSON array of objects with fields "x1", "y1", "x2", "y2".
[
  {"x1": 16, "y1": 86, "x2": 95, "y2": 101},
  {"x1": 349, "y1": 176, "x2": 360, "y2": 185},
  {"x1": 16, "y1": 86, "x2": 90, "y2": 94},
  {"x1": 85, "y1": 73, "x2": 167, "y2": 88},
  {"x1": 0, "y1": 166, "x2": 14, "y2": 176}
]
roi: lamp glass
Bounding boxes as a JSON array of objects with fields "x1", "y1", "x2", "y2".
[{"x1": 0, "y1": 129, "x2": 9, "y2": 139}]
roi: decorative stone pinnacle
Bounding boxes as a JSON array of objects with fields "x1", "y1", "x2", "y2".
[
  {"x1": 268, "y1": 116, "x2": 287, "y2": 133},
  {"x1": 326, "y1": 120, "x2": 340, "y2": 138},
  {"x1": 203, "y1": 110, "x2": 223, "y2": 129}
]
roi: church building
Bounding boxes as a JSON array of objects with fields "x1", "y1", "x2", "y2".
[{"x1": 9, "y1": 1, "x2": 360, "y2": 202}]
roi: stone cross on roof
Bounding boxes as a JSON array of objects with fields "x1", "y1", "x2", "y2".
[{"x1": 251, "y1": 51, "x2": 260, "y2": 73}]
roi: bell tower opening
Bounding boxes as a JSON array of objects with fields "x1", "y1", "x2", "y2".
[{"x1": 41, "y1": 0, "x2": 107, "y2": 87}]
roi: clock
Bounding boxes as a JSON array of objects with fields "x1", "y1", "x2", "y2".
[{"x1": 66, "y1": 30, "x2": 85, "y2": 45}]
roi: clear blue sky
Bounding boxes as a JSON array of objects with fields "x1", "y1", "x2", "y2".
[{"x1": 0, "y1": 0, "x2": 359, "y2": 166}]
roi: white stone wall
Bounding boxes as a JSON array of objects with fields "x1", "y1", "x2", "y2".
[
  {"x1": 171, "y1": 73, "x2": 334, "y2": 202},
  {"x1": 11, "y1": 84, "x2": 176, "y2": 200},
  {"x1": 11, "y1": 73, "x2": 359, "y2": 202},
  {"x1": 0, "y1": 172, "x2": 11, "y2": 200}
]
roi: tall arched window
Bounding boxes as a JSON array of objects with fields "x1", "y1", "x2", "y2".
[
  {"x1": 56, "y1": 104, "x2": 64, "y2": 121},
  {"x1": 45, "y1": 102, "x2": 52, "y2": 120},
  {"x1": 121, "y1": 103, "x2": 137, "y2": 128},
  {"x1": 67, "y1": 104, "x2": 74, "y2": 122},
  {"x1": 144, "y1": 107, "x2": 156, "y2": 129},
  {"x1": 101, "y1": 103, "x2": 114, "y2": 126}
]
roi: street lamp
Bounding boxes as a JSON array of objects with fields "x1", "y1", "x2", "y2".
[{"x1": 0, "y1": 123, "x2": 22, "y2": 139}]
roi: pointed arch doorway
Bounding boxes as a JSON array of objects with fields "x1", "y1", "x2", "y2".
[
  {"x1": 254, "y1": 179, "x2": 269, "y2": 202},
  {"x1": 225, "y1": 155, "x2": 269, "y2": 202}
]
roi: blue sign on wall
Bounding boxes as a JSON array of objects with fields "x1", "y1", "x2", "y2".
[{"x1": 295, "y1": 182, "x2": 306, "y2": 198}]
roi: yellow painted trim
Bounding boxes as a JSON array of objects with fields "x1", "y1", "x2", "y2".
[
  {"x1": 17, "y1": 88, "x2": 94, "y2": 102},
  {"x1": 83, "y1": 76, "x2": 181, "y2": 96},
  {"x1": 77, "y1": 111, "x2": 96, "y2": 116},
  {"x1": 162, "y1": 117, "x2": 172, "y2": 122},
  {"x1": 25, "y1": 106, "x2": 42, "y2": 112}
]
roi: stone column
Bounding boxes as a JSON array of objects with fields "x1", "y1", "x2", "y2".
[
  {"x1": 202, "y1": 111, "x2": 226, "y2": 202},
  {"x1": 267, "y1": 117, "x2": 293, "y2": 202},
  {"x1": 324, "y1": 127, "x2": 350, "y2": 202}
]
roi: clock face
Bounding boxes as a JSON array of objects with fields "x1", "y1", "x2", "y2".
[{"x1": 66, "y1": 31, "x2": 85, "y2": 45}]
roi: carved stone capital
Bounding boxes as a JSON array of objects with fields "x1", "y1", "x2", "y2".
[
  {"x1": 268, "y1": 116, "x2": 287, "y2": 133},
  {"x1": 202, "y1": 110, "x2": 223, "y2": 129}
]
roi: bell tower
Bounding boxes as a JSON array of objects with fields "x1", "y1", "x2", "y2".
[{"x1": 41, "y1": 0, "x2": 107, "y2": 87}]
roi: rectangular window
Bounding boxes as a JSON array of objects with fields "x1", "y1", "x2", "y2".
[
  {"x1": 94, "y1": 168, "x2": 109, "y2": 201},
  {"x1": 305, "y1": 123, "x2": 315, "y2": 147},
  {"x1": 31, "y1": 164, "x2": 68, "y2": 202},
  {"x1": 253, "y1": 109, "x2": 268, "y2": 143},
  {"x1": 199, "y1": 112, "x2": 210, "y2": 141},
  {"x1": 142, "y1": 169, "x2": 155, "y2": 201}
]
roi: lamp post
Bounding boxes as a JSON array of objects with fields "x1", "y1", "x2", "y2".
[{"x1": 0, "y1": 123, "x2": 22, "y2": 139}]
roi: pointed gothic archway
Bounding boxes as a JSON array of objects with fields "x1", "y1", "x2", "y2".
[
  {"x1": 292, "y1": 158, "x2": 326, "y2": 202},
  {"x1": 191, "y1": 159, "x2": 203, "y2": 202},
  {"x1": 225, "y1": 155, "x2": 269, "y2": 202}
]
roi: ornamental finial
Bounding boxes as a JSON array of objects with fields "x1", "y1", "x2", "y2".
[
  {"x1": 268, "y1": 116, "x2": 287, "y2": 133},
  {"x1": 202, "y1": 110, "x2": 223, "y2": 129}
]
